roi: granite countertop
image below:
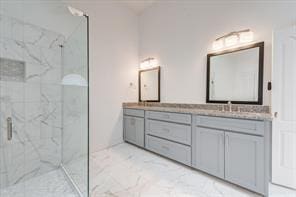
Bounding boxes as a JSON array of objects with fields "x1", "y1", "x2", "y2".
[{"x1": 123, "y1": 102, "x2": 273, "y2": 121}]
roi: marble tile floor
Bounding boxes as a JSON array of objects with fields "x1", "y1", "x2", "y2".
[
  {"x1": 0, "y1": 169, "x2": 78, "y2": 197},
  {"x1": 90, "y1": 142, "x2": 296, "y2": 197},
  {"x1": 1, "y1": 142, "x2": 296, "y2": 197}
]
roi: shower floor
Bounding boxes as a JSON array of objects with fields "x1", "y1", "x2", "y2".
[{"x1": 0, "y1": 169, "x2": 79, "y2": 197}]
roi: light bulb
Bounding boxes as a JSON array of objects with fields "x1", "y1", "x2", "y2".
[
  {"x1": 212, "y1": 39, "x2": 224, "y2": 51},
  {"x1": 225, "y1": 35, "x2": 239, "y2": 47},
  {"x1": 149, "y1": 58, "x2": 158, "y2": 67},
  {"x1": 239, "y1": 31, "x2": 254, "y2": 43},
  {"x1": 140, "y1": 61, "x2": 149, "y2": 70}
]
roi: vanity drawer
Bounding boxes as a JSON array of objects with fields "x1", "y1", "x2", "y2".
[
  {"x1": 146, "y1": 119, "x2": 191, "y2": 145},
  {"x1": 146, "y1": 111, "x2": 191, "y2": 124},
  {"x1": 146, "y1": 135, "x2": 191, "y2": 166},
  {"x1": 124, "y1": 108, "x2": 144, "y2": 117},
  {"x1": 194, "y1": 115, "x2": 264, "y2": 136}
]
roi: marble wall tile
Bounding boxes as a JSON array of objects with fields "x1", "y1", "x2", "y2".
[
  {"x1": 23, "y1": 141, "x2": 43, "y2": 182},
  {"x1": 0, "y1": 82, "x2": 24, "y2": 102},
  {"x1": 25, "y1": 63, "x2": 42, "y2": 83},
  {"x1": 24, "y1": 22, "x2": 65, "y2": 49},
  {"x1": 24, "y1": 83, "x2": 41, "y2": 102},
  {"x1": 0, "y1": 39, "x2": 24, "y2": 63},
  {"x1": 62, "y1": 86, "x2": 88, "y2": 164},
  {"x1": 0, "y1": 148, "x2": 8, "y2": 188},
  {"x1": 21, "y1": 43, "x2": 43, "y2": 65},
  {"x1": 38, "y1": 138, "x2": 61, "y2": 170},
  {"x1": 40, "y1": 46, "x2": 62, "y2": 67},
  {"x1": 1, "y1": 142, "x2": 25, "y2": 188},
  {"x1": 0, "y1": 14, "x2": 64, "y2": 190},
  {"x1": 41, "y1": 84, "x2": 61, "y2": 102},
  {"x1": 62, "y1": 121, "x2": 83, "y2": 164},
  {"x1": 0, "y1": 14, "x2": 64, "y2": 48},
  {"x1": 0, "y1": 37, "x2": 61, "y2": 69},
  {"x1": 40, "y1": 66, "x2": 61, "y2": 84},
  {"x1": 40, "y1": 101, "x2": 62, "y2": 139},
  {"x1": 63, "y1": 41, "x2": 87, "y2": 78},
  {"x1": 26, "y1": 63, "x2": 61, "y2": 85},
  {"x1": 24, "y1": 102, "x2": 41, "y2": 141},
  {"x1": 0, "y1": 15, "x2": 24, "y2": 41},
  {"x1": 24, "y1": 138, "x2": 61, "y2": 179}
]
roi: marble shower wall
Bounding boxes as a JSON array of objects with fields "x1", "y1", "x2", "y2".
[{"x1": 0, "y1": 14, "x2": 64, "y2": 189}]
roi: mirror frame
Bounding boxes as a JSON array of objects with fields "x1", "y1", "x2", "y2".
[
  {"x1": 139, "y1": 66, "x2": 160, "y2": 102},
  {"x1": 206, "y1": 42, "x2": 264, "y2": 105}
]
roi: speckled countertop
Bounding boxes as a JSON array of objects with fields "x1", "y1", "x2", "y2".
[{"x1": 123, "y1": 102, "x2": 273, "y2": 121}]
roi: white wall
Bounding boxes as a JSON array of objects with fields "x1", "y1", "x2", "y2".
[
  {"x1": 139, "y1": 2, "x2": 296, "y2": 105},
  {"x1": 69, "y1": 2, "x2": 139, "y2": 152}
]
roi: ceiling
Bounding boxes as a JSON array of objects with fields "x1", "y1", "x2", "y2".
[{"x1": 123, "y1": 1, "x2": 157, "y2": 14}]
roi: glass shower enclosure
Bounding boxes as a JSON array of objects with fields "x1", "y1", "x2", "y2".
[{"x1": 0, "y1": 1, "x2": 89, "y2": 196}]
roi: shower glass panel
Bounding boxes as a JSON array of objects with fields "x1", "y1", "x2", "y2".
[
  {"x1": 62, "y1": 15, "x2": 89, "y2": 197},
  {"x1": 0, "y1": 1, "x2": 89, "y2": 196}
]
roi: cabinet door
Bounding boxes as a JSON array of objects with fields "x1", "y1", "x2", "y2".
[
  {"x1": 192, "y1": 127, "x2": 225, "y2": 178},
  {"x1": 225, "y1": 132, "x2": 264, "y2": 194},
  {"x1": 123, "y1": 116, "x2": 144, "y2": 147}
]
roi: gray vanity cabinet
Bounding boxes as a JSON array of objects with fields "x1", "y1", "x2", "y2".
[
  {"x1": 193, "y1": 115, "x2": 269, "y2": 196},
  {"x1": 192, "y1": 127, "x2": 224, "y2": 179},
  {"x1": 123, "y1": 108, "x2": 270, "y2": 196},
  {"x1": 225, "y1": 132, "x2": 264, "y2": 194},
  {"x1": 123, "y1": 109, "x2": 145, "y2": 147},
  {"x1": 145, "y1": 111, "x2": 192, "y2": 166}
]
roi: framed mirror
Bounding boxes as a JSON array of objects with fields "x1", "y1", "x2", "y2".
[
  {"x1": 206, "y1": 42, "x2": 264, "y2": 105},
  {"x1": 139, "y1": 67, "x2": 160, "y2": 102}
]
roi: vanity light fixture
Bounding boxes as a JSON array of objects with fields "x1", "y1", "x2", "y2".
[
  {"x1": 239, "y1": 30, "x2": 254, "y2": 43},
  {"x1": 224, "y1": 34, "x2": 239, "y2": 47},
  {"x1": 212, "y1": 39, "x2": 224, "y2": 51},
  {"x1": 139, "y1": 58, "x2": 158, "y2": 70},
  {"x1": 212, "y1": 29, "x2": 254, "y2": 51}
]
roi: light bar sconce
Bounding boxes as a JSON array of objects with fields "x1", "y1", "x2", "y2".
[
  {"x1": 212, "y1": 29, "x2": 254, "y2": 51},
  {"x1": 139, "y1": 58, "x2": 158, "y2": 70}
]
